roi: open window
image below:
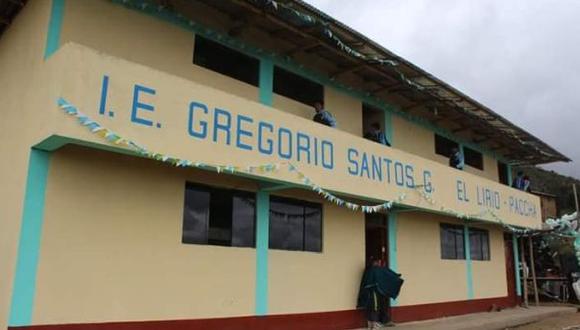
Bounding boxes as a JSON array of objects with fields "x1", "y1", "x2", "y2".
[
  {"x1": 434, "y1": 134, "x2": 459, "y2": 158},
  {"x1": 273, "y1": 66, "x2": 323, "y2": 106},
  {"x1": 464, "y1": 147, "x2": 483, "y2": 170},
  {"x1": 498, "y1": 161, "x2": 509, "y2": 185},
  {"x1": 193, "y1": 35, "x2": 259, "y2": 87}
]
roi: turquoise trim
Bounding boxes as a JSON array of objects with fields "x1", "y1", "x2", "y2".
[
  {"x1": 513, "y1": 235, "x2": 522, "y2": 296},
  {"x1": 464, "y1": 224, "x2": 474, "y2": 300},
  {"x1": 44, "y1": 0, "x2": 65, "y2": 59},
  {"x1": 110, "y1": 0, "x2": 510, "y2": 164},
  {"x1": 255, "y1": 190, "x2": 270, "y2": 316},
  {"x1": 9, "y1": 149, "x2": 51, "y2": 326},
  {"x1": 388, "y1": 211, "x2": 398, "y2": 306},
  {"x1": 507, "y1": 164, "x2": 513, "y2": 187},
  {"x1": 259, "y1": 59, "x2": 274, "y2": 106},
  {"x1": 384, "y1": 110, "x2": 393, "y2": 147}
]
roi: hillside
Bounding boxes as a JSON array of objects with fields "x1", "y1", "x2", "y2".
[{"x1": 523, "y1": 166, "x2": 580, "y2": 215}]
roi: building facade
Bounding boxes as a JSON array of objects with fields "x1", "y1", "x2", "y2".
[
  {"x1": 0, "y1": 1, "x2": 569, "y2": 329},
  {"x1": 532, "y1": 191, "x2": 558, "y2": 221}
]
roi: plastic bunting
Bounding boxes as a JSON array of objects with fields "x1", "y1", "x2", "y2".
[{"x1": 57, "y1": 96, "x2": 571, "y2": 240}]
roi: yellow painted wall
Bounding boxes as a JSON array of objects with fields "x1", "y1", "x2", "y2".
[
  {"x1": 324, "y1": 87, "x2": 362, "y2": 136},
  {"x1": 61, "y1": 0, "x2": 365, "y2": 139},
  {"x1": 0, "y1": 1, "x2": 52, "y2": 328},
  {"x1": 61, "y1": 0, "x2": 504, "y2": 185},
  {"x1": 396, "y1": 213, "x2": 468, "y2": 305},
  {"x1": 396, "y1": 212, "x2": 508, "y2": 305},
  {"x1": 42, "y1": 42, "x2": 541, "y2": 229},
  {"x1": 34, "y1": 146, "x2": 364, "y2": 323},
  {"x1": 60, "y1": 0, "x2": 259, "y2": 102},
  {"x1": 471, "y1": 224, "x2": 508, "y2": 299},
  {"x1": 392, "y1": 115, "x2": 437, "y2": 163},
  {"x1": 272, "y1": 93, "x2": 313, "y2": 121},
  {"x1": 34, "y1": 146, "x2": 259, "y2": 324},
  {"x1": 392, "y1": 116, "x2": 499, "y2": 182},
  {"x1": 268, "y1": 190, "x2": 365, "y2": 314}
]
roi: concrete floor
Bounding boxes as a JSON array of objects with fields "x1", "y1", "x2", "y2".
[{"x1": 355, "y1": 306, "x2": 578, "y2": 330}]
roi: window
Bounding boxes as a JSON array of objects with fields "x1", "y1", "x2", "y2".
[
  {"x1": 469, "y1": 228, "x2": 490, "y2": 260},
  {"x1": 498, "y1": 161, "x2": 509, "y2": 185},
  {"x1": 435, "y1": 134, "x2": 459, "y2": 158},
  {"x1": 182, "y1": 183, "x2": 255, "y2": 247},
  {"x1": 464, "y1": 147, "x2": 483, "y2": 170},
  {"x1": 273, "y1": 66, "x2": 324, "y2": 106},
  {"x1": 193, "y1": 35, "x2": 259, "y2": 86},
  {"x1": 440, "y1": 224, "x2": 465, "y2": 260},
  {"x1": 269, "y1": 196, "x2": 322, "y2": 252}
]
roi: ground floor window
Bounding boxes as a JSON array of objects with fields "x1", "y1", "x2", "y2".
[
  {"x1": 440, "y1": 223, "x2": 465, "y2": 260},
  {"x1": 469, "y1": 228, "x2": 490, "y2": 260},
  {"x1": 440, "y1": 223, "x2": 491, "y2": 261},
  {"x1": 269, "y1": 196, "x2": 322, "y2": 252},
  {"x1": 182, "y1": 183, "x2": 255, "y2": 248}
]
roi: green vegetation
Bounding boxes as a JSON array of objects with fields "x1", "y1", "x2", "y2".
[{"x1": 523, "y1": 166, "x2": 580, "y2": 216}]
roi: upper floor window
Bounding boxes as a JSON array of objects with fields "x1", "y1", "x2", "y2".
[
  {"x1": 435, "y1": 134, "x2": 459, "y2": 158},
  {"x1": 193, "y1": 35, "x2": 259, "y2": 87},
  {"x1": 269, "y1": 196, "x2": 322, "y2": 252},
  {"x1": 469, "y1": 228, "x2": 490, "y2": 260},
  {"x1": 273, "y1": 66, "x2": 323, "y2": 106},
  {"x1": 182, "y1": 183, "x2": 255, "y2": 248},
  {"x1": 440, "y1": 223, "x2": 465, "y2": 260},
  {"x1": 498, "y1": 161, "x2": 509, "y2": 185},
  {"x1": 464, "y1": 147, "x2": 483, "y2": 170}
]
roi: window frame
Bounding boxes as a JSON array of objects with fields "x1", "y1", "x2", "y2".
[
  {"x1": 181, "y1": 182, "x2": 256, "y2": 248},
  {"x1": 469, "y1": 228, "x2": 490, "y2": 261},
  {"x1": 193, "y1": 35, "x2": 260, "y2": 87},
  {"x1": 273, "y1": 65, "x2": 324, "y2": 106},
  {"x1": 268, "y1": 195, "x2": 323, "y2": 253},
  {"x1": 440, "y1": 223, "x2": 466, "y2": 260},
  {"x1": 434, "y1": 134, "x2": 459, "y2": 158},
  {"x1": 497, "y1": 161, "x2": 509, "y2": 185},
  {"x1": 464, "y1": 146, "x2": 484, "y2": 170}
]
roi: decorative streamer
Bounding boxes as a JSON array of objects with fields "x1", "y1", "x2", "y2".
[
  {"x1": 58, "y1": 95, "x2": 566, "y2": 248},
  {"x1": 57, "y1": 97, "x2": 403, "y2": 214}
]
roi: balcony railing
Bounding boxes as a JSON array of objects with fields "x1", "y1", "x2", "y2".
[{"x1": 41, "y1": 43, "x2": 541, "y2": 229}]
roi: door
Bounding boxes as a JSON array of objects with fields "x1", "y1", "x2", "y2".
[
  {"x1": 365, "y1": 213, "x2": 388, "y2": 267},
  {"x1": 504, "y1": 233, "x2": 518, "y2": 305}
]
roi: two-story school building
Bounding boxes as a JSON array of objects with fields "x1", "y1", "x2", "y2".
[{"x1": 0, "y1": 1, "x2": 571, "y2": 329}]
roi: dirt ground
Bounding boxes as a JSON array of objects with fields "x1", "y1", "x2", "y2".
[{"x1": 508, "y1": 311, "x2": 580, "y2": 330}]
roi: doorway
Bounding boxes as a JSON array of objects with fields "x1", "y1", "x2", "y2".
[
  {"x1": 504, "y1": 233, "x2": 519, "y2": 306},
  {"x1": 365, "y1": 213, "x2": 388, "y2": 267}
]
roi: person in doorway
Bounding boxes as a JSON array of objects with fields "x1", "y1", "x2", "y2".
[
  {"x1": 358, "y1": 258, "x2": 402, "y2": 329},
  {"x1": 312, "y1": 101, "x2": 337, "y2": 128},
  {"x1": 365, "y1": 122, "x2": 391, "y2": 147},
  {"x1": 512, "y1": 171, "x2": 525, "y2": 190},
  {"x1": 449, "y1": 147, "x2": 464, "y2": 170}
]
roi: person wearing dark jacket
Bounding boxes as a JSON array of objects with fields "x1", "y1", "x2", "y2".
[
  {"x1": 357, "y1": 259, "x2": 403, "y2": 329},
  {"x1": 365, "y1": 122, "x2": 391, "y2": 147}
]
